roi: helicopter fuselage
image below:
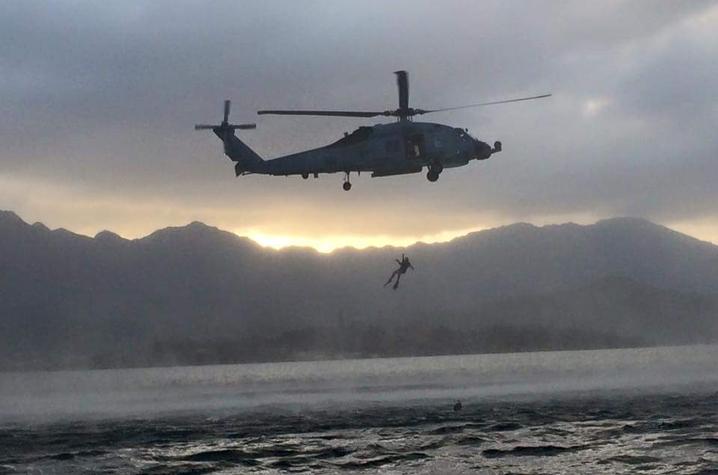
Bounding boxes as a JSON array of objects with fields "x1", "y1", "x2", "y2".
[{"x1": 245, "y1": 121, "x2": 497, "y2": 179}]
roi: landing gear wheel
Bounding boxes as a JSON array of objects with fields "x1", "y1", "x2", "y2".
[
  {"x1": 427, "y1": 162, "x2": 442, "y2": 182},
  {"x1": 301, "y1": 172, "x2": 309, "y2": 179},
  {"x1": 343, "y1": 181, "x2": 352, "y2": 191}
]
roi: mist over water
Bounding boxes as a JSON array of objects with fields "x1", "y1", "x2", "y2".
[
  {"x1": 2, "y1": 345, "x2": 717, "y2": 423},
  {"x1": 2, "y1": 345, "x2": 718, "y2": 473}
]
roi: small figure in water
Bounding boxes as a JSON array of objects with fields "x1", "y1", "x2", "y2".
[
  {"x1": 384, "y1": 254, "x2": 414, "y2": 290},
  {"x1": 453, "y1": 400, "x2": 463, "y2": 412}
]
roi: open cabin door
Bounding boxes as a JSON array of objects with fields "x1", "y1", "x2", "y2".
[{"x1": 405, "y1": 133, "x2": 425, "y2": 160}]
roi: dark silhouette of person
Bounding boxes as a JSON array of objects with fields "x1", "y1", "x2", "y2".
[
  {"x1": 453, "y1": 400, "x2": 463, "y2": 412},
  {"x1": 384, "y1": 254, "x2": 414, "y2": 290}
]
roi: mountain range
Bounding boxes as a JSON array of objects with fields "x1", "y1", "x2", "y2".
[{"x1": 1, "y1": 210, "x2": 717, "y2": 371}]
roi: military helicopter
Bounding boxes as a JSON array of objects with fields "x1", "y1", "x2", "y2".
[{"x1": 195, "y1": 71, "x2": 550, "y2": 191}]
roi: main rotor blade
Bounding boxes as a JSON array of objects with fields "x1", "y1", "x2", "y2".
[
  {"x1": 257, "y1": 110, "x2": 384, "y2": 118},
  {"x1": 395, "y1": 70, "x2": 409, "y2": 111},
  {"x1": 421, "y1": 94, "x2": 552, "y2": 114},
  {"x1": 224, "y1": 100, "x2": 231, "y2": 123}
]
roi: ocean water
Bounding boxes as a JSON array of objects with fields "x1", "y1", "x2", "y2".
[{"x1": 2, "y1": 345, "x2": 718, "y2": 474}]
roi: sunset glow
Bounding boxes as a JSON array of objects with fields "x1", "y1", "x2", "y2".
[{"x1": 243, "y1": 227, "x2": 485, "y2": 253}]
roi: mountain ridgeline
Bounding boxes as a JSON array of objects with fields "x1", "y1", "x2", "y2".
[{"x1": 1, "y1": 210, "x2": 718, "y2": 370}]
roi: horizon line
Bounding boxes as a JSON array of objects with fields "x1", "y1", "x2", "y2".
[{"x1": 3, "y1": 209, "x2": 715, "y2": 254}]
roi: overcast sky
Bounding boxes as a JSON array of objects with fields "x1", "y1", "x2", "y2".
[{"x1": 1, "y1": 0, "x2": 717, "y2": 250}]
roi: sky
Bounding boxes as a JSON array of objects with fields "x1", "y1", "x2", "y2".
[{"x1": 1, "y1": 0, "x2": 717, "y2": 251}]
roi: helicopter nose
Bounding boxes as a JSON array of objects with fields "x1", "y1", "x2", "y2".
[{"x1": 473, "y1": 139, "x2": 493, "y2": 160}]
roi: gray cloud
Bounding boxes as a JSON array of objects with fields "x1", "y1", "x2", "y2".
[{"x1": 1, "y1": 0, "x2": 717, "y2": 242}]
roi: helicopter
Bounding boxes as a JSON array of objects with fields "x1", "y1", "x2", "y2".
[{"x1": 195, "y1": 71, "x2": 550, "y2": 191}]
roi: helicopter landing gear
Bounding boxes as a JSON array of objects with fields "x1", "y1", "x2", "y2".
[
  {"x1": 301, "y1": 172, "x2": 309, "y2": 179},
  {"x1": 427, "y1": 163, "x2": 443, "y2": 182},
  {"x1": 342, "y1": 172, "x2": 352, "y2": 191}
]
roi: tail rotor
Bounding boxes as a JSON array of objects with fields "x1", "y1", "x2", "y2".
[{"x1": 195, "y1": 100, "x2": 256, "y2": 155}]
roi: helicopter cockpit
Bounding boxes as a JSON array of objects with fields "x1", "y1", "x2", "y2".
[
  {"x1": 454, "y1": 127, "x2": 473, "y2": 141},
  {"x1": 455, "y1": 127, "x2": 494, "y2": 160}
]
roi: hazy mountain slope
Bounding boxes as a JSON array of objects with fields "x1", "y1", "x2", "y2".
[{"x1": 1, "y1": 210, "x2": 717, "y2": 370}]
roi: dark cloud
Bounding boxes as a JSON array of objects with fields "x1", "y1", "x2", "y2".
[{"x1": 0, "y1": 0, "x2": 716, "y2": 244}]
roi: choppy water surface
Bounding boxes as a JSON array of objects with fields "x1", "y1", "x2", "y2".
[{"x1": 2, "y1": 345, "x2": 718, "y2": 474}]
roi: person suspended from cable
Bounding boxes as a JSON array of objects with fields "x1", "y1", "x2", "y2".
[{"x1": 384, "y1": 253, "x2": 414, "y2": 290}]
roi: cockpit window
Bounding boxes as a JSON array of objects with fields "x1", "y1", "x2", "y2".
[
  {"x1": 328, "y1": 126, "x2": 373, "y2": 148},
  {"x1": 454, "y1": 127, "x2": 471, "y2": 141}
]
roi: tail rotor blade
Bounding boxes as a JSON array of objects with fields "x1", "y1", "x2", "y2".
[
  {"x1": 195, "y1": 124, "x2": 256, "y2": 131},
  {"x1": 195, "y1": 101, "x2": 255, "y2": 134}
]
